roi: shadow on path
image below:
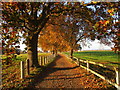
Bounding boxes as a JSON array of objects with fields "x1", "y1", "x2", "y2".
[
  {"x1": 25, "y1": 55, "x2": 83, "y2": 89},
  {"x1": 24, "y1": 54, "x2": 116, "y2": 90}
]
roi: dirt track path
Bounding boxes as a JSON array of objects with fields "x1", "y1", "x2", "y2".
[{"x1": 28, "y1": 54, "x2": 115, "y2": 89}]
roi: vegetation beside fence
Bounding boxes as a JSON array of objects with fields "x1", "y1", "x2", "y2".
[
  {"x1": 1, "y1": 53, "x2": 55, "y2": 89},
  {"x1": 68, "y1": 56, "x2": 120, "y2": 89},
  {"x1": 63, "y1": 51, "x2": 120, "y2": 89}
]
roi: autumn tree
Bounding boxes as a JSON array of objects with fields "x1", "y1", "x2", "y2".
[
  {"x1": 39, "y1": 24, "x2": 71, "y2": 54},
  {"x1": 39, "y1": 8, "x2": 94, "y2": 58},
  {"x1": 2, "y1": 2, "x2": 64, "y2": 67},
  {"x1": 2, "y1": 2, "x2": 119, "y2": 67},
  {"x1": 64, "y1": 2, "x2": 119, "y2": 55},
  {"x1": 2, "y1": 2, "x2": 78, "y2": 67},
  {"x1": 86, "y1": 2, "x2": 119, "y2": 53},
  {"x1": 47, "y1": 4, "x2": 95, "y2": 58},
  {"x1": 62, "y1": 10, "x2": 94, "y2": 58},
  {"x1": 56, "y1": 2, "x2": 119, "y2": 56}
]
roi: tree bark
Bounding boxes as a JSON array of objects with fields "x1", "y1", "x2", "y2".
[
  {"x1": 52, "y1": 50, "x2": 55, "y2": 55},
  {"x1": 70, "y1": 49, "x2": 74, "y2": 59},
  {"x1": 55, "y1": 50, "x2": 57, "y2": 55},
  {"x1": 27, "y1": 34, "x2": 40, "y2": 67}
]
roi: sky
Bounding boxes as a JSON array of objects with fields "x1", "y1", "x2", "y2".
[
  {"x1": 20, "y1": 39, "x2": 113, "y2": 51},
  {"x1": 81, "y1": 39, "x2": 112, "y2": 51}
]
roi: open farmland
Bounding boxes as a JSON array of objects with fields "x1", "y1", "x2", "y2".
[{"x1": 64, "y1": 50, "x2": 119, "y2": 67}]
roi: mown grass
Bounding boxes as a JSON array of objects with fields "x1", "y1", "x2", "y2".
[{"x1": 63, "y1": 51, "x2": 119, "y2": 67}]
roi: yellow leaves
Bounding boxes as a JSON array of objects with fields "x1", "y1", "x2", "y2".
[
  {"x1": 91, "y1": 1, "x2": 100, "y2": 4},
  {"x1": 107, "y1": 8, "x2": 115, "y2": 16},
  {"x1": 94, "y1": 20, "x2": 110, "y2": 32},
  {"x1": 99, "y1": 20, "x2": 109, "y2": 26},
  {"x1": 95, "y1": 20, "x2": 108, "y2": 27},
  {"x1": 91, "y1": 1, "x2": 97, "y2": 4},
  {"x1": 15, "y1": 6, "x2": 19, "y2": 10},
  {"x1": 105, "y1": 20, "x2": 109, "y2": 25},
  {"x1": 107, "y1": 8, "x2": 114, "y2": 13}
]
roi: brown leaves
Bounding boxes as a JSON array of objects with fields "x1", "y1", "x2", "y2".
[
  {"x1": 2, "y1": 2, "x2": 119, "y2": 54},
  {"x1": 39, "y1": 23, "x2": 71, "y2": 52}
]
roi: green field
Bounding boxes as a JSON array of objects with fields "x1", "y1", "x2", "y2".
[
  {"x1": 17, "y1": 53, "x2": 51, "y2": 61},
  {"x1": 63, "y1": 50, "x2": 119, "y2": 66},
  {"x1": 1, "y1": 53, "x2": 51, "y2": 61}
]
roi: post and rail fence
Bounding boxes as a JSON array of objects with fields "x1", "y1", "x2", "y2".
[
  {"x1": 20, "y1": 54, "x2": 120, "y2": 89},
  {"x1": 20, "y1": 54, "x2": 55, "y2": 79},
  {"x1": 70, "y1": 56, "x2": 120, "y2": 90}
]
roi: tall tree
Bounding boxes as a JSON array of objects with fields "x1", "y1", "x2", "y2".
[
  {"x1": 38, "y1": 24, "x2": 71, "y2": 54},
  {"x1": 2, "y1": 2, "x2": 62, "y2": 67},
  {"x1": 2, "y1": 2, "x2": 75, "y2": 67},
  {"x1": 2, "y1": 2, "x2": 119, "y2": 67}
]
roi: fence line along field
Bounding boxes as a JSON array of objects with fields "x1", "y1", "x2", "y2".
[
  {"x1": 1, "y1": 53, "x2": 52, "y2": 89},
  {"x1": 64, "y1": 50, "x2": 120, "y2": 89},
  {"x1": 64, "y1": 50, "x2": 119, "y2": 67}
]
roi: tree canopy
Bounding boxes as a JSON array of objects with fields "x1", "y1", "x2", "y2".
[{"x1": 2, "y1": 2, "x2": 119, "y2": 67}]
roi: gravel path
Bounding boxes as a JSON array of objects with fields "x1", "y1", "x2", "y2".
[{"x1": 28, "y1": 54, "x2": 116, "y2": 90}]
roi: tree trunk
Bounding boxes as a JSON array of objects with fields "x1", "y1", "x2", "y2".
[
  {"x1": 52, "y1": 50, "x2": 55, "y2": 55},
  {"x1": 70, "y1": 49, "x2": 74, "y2": 59},
  {"x1": 55, "y1": 50, "x2": 57, "y2": 55},
  {"x1": 27, "y1": 34, "x2": 40, "y2": 67}
]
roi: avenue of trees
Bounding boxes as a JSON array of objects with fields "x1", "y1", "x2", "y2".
[{"x1": 2, "y1": 2, "x2": 119, "y2": 67}]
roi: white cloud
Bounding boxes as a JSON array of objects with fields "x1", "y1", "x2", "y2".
[{"x1": 82, "y1": 39, "x2": 113, "y2": 50}]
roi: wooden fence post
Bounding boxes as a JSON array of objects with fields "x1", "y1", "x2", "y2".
[
  {"x1": 48, "y1": 56, "x2": 51, "y2": 62},
  {"x1": 48, "y1": 56, "x2": 50, "y2": 62},
  {"x1": 41, "y1": 56, "x2": 43, "y2": 66},
  {"x1": 26, "y1": 59, "x2": 30, "y2": 75},
  {"x1": 78, "y1": 58, "x2": 80, "y2": 66},
  {"x1": 43, "y1": 56, "x2": 44, "y2": 65},
  {"x1": 45, "y1": 56, "x2": 47, "y2": 64},
  {"x1": 46, "y1": 56, "x2": 48, "y2": 63},
  {"x1": 115, "y1": 67, "x2": 120, "y2": 87},
  {"x1": 44, "y1": 56, "x2": 46, "y2": 65},
  {"x1": 42, "y1": 56, "x2": 44, "y2": 66},
  {"x1": 39, "y1": 56, "x2": 41, "y2": 65},
  {"x1": 21, "y1": 61, "x2": 24, "y2": 79},
  {"x1": 44, "y1": 56, "x2": 46, "y2": 64},
  {"x1": 87, "y1": 60, "x2": 89, "y2": 72}
]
